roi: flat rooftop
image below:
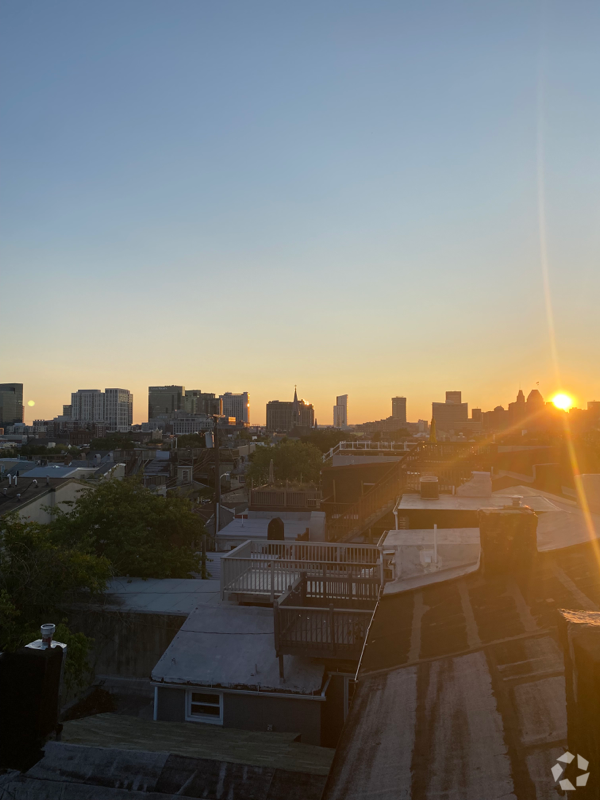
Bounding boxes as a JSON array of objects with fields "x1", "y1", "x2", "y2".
[
  {"x1": 152, "y1": 602, "x2": 325, "y2": 695},
  {"x1": 324, "y1": 525, "x2": 600, "y2": 798},
  {"x1": 61, "y1": 713, "x2": 334, "y2": 775}
]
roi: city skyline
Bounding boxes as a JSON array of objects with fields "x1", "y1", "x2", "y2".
[{"x1": 12, "y1": 377, "x2": 595, "y2": 428}]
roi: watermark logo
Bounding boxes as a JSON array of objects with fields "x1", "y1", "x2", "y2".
[{"x1": 551, "y1": 751, "x2": 590, "y2": 791}]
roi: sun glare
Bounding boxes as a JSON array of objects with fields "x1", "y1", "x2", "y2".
[{"x1": 552, "y1": 393, "x2": 573, "y2": 411}]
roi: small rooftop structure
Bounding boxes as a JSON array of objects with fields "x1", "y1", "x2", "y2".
[
  {"x1": 152, "y1": 602, "x2": 325, "y2": 696},
  {"x1": 216, "y1": 517, "x2": 310, "y2": 549}
]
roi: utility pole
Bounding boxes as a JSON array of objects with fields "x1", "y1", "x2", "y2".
[{"x1": 212, "y1": 414, "x2": 222, "y2": 534}]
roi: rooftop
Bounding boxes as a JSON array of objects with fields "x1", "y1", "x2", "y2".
[
  {"x1": 217, "y1": 517, "x2": 310, "y2": 541},
  {"x1": 0, "y1": 476, "x2": 78, "y2": 516},
  {"x1": 60, "y1": 713, "x2": 334, "y2": 774},
  {"x1": 323, "y1": 511, "x2": 600, "y2": 798},
  {"x1": 151, "y1": 602, "x2": 325, "y2": 695}
]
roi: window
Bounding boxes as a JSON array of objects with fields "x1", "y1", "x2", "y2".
[{"x1": 185, "y1": 690, "x2": 223, "y2": 724}]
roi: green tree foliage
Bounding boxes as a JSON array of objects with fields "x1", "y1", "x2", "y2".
[
  {"x1": 175, "y1": 433, "x2": 207, "y2": 449},
  {"x1": 246, "y1": 441, "x2": 322, "y2": 485},
  {"x1": 300, "y1": 429, "x2": 358, "y2": 454},
  {"x1": 50, "y1": 478, "x2": 204, "y2": 579},
  {"x1": 0, "y1": 516, "x2": 111, "y2": 691},
  {"x1": 88, "y1": 434, "x2": 135, "y2": 451}
]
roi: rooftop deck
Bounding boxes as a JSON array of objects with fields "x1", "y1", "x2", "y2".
[{"x1": 220, "y1": 540, "x2": 383, "y2": 603}]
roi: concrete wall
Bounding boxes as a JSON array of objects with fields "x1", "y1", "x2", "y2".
[
  {"x1": 70, "y1": 609, "x2": 187, "y2": 680},
  {"x1": 155, "y1": 686, "x2": 323, "y2": 745}
]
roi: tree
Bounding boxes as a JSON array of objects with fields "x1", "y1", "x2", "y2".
[
  {"x1": 0, "y1": 515, "x2": 111, "y2": 691},
  {"x1": 300, "y1": 429, "x2": 358, "y2": 455},
  {"x1": 88, "y1": 434, "x2": 134, "y2": 451},
  {"x1": 246, "y1": 441, "x2": 322, "y2": 485},
  {"x1": 175, "y1": 433, "x2": 207, "y2": 449},
  {"x1": 50, "y1": 478, "x2": 205, "y2": 579}
]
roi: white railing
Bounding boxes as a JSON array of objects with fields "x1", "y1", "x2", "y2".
[
  {"x1": 322, "y1": 441, "x2": 414, "y2": 463},
  {"x1": 220, "y1": 539, "x2": 383, "y2": 601}
]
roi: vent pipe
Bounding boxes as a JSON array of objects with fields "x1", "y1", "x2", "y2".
[{"x1": 41, "y1": 624, "x2": 55, "y2": 649}]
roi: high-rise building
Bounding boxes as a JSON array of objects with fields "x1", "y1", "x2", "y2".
[
  {"x1": 588, "y1": 401, "x2": 600, "y2": 417},
  {"x1": 508, "y1": 389, "x2": 527, "y2": 428},
  {"x1": 432, "y1": 391, "x2": 468, "y2": 432},
  {"x1": 105, "y1": 388, "x2": 133, "y2": 432},
  {"x1": 0, "y1": 383, "x2": 23, "y2": 426},
  {"x1": 70, "y1": 388, "x2": 133, "y2": 431},
  {"x1": 333, "y1": 395, "x2": 348, "y2": 429},
  {"x1": 220, "y1": 392, "x2": 250, "y2": 424},
  {"x1": 266, "y1": 401, "x2": 293, "y2": 432},
  {"x1": 391, "y1": 397, "x2": 407, "y2": 424},
  {"x1": 71, "y1": 390, "x2": 106, "y2": 423},
  {"x1": 148, "y1": 386, "x2": 185, "y2": 419},
  {"x1": 185, "y1": 391, "x2": 222, "y2": 417},
  {"x1": 267, "y1": 388, "x2": 314, "y2": 432}
]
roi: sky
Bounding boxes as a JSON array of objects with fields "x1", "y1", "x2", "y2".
[{"x1": 1, "y1": 0, "x2": 599, "y2": 426}]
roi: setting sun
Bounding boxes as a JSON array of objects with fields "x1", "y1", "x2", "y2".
[{"x1": 551, "y1": 393, "x2": 574, "y2": 411}]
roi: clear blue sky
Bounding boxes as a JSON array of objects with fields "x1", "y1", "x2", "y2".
[{"x1": 1, "y1": 0, "x2": 599, "y2": 424}]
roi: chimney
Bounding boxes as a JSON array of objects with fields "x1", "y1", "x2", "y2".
[
  {"x1": 478, "y1": 506, "x2": 538, "y2": 576},
  {"x1": 420, "y1": 475, "x2": 439, "y2": 500},
  {"x1": 8, "y1": 474, "x2": 12, "y2": 486},
  {"x1": 557, "y1": 610, "x2": 600, "y2": 778}
]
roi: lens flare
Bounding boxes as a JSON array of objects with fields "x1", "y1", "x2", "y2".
[
  {"x1": 27, "y1": 400, "x2": 35, "y2": 407},
  {"x1": 552, "y1": 393, "x2": 573, "y2": 411}
]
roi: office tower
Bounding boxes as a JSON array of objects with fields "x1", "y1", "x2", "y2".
[
  {"x1": 471, "y1": 408, "x2": 483, "y2": 423},
  {"x1": 445, "y1": 391, "x2": 462, "y2": 405},
  {"x1": 185, "y1": 391, "x2": 222, "y2": 417},
  {"x1": 266, "y1": 401, "x2": 294, "y2": 432},
  {"x1": 508, "y1": 390, "x2": 527, "y2": 428},
  {"x1": 333, "y1": 395, "x2": 348, "y2": 429},
  {"x1": 267, "y1": 388, "x2": 314, "y2": 432},
  {"x1": 220, "y1": 392, "x2": 250, "y2": 424},
  {"x1": 71, "y1": 390, "x2": 106, "y2": 423},
  {"x1": 62, "y1": 405, "x2": 72, "y2": 418},
  {"x1": 588, "y1": 401, "x2": 600, "y2": 418},
  {"x1": 432, "y1": 391, "x2": 468, "y2": 432},
  {"x1": 105, "y1": 388, "x2": 133, "y2": 432},
  {"x1": 391, "y1": 397, "x2": 407, "y2": 425},
  {"x1": 0, "y1": 383, "x2": 24, "y2": 426},
  {"x1": 148, "y1": 386, "x2": 185, "y2": 419}
]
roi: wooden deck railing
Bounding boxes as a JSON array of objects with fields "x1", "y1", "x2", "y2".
[
  {"x1": 220, "y1": 540, "x2": 382, "y2": 601},
  {"x1": 274, "y1": 576, "x2": 377, "y2": 660}
]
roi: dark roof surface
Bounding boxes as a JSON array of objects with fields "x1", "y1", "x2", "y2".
[
  {"x1": 0, "y1": 729, "x2": 331, "y2": 799},
  {"x1": 0, "y1": 476, "x2": 75, "y2": 516},
  {"x1": 324, "y1": 539, "x2": 600, "y2": 799}
]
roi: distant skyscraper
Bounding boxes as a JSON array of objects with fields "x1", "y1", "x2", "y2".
[
  {"x1": 148, "y1": 386, "x2": 185, "y2": 419},
  {"x1": 186, "y1": 391, "x2": 222, "y2": 417},
  {"x1": 105, "y1": 388, "x2": 133, "y2": 432},
  {"x1": 333, "y1": 394, "x2": 348, "y2": 429},
  {"x1": 445, "y1": 391, "x2": 462, "y2": 405},
  {"x1": 391, "y1": 397, "x2": 407, "y2": 425},
  {"x1": 588, "y1": 401, "x2": 600, "y2": 417},
  {"x1": 432, "y1": 391, "x2": 468, "y2": 432},
  {"x1": 220, "y1": 392, "x2": 250, "y2": 424},
  {"x1": 266, "y1": 388, "x2": 314, "y2": 431},
  {"x1": 0, "y1": 383, "x2": 23, "y2": 426},
  {"x1": 71, "y1": 388, "x2": 133, "y2": 431},
  {"x1": 71, "y1": 390, "x2": 106, "y2": 423}
]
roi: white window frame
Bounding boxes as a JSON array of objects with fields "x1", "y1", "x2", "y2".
[{"x1": 185, "y1": 689, "x2": 223, "y2": 725}]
